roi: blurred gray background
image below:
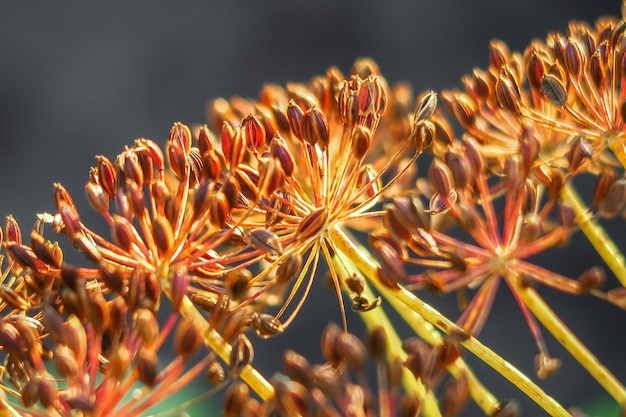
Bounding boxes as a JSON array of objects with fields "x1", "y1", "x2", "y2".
[{"x1": 1, "y1": 1, "x2": 624, "y2": 416}]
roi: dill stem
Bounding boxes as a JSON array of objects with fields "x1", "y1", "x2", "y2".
[
  {"x1": 331, "y1": 251, "x2": 443, "y2": 417},
  {"x1": 331, "y1": 226, "x2": 571, "y2": 417},
  {"x1": 512, "y1": 275, "x2": 626, "y2": 405},
  {"x1": 560, "y1": 182, "x2": 626, "y2": 287}
]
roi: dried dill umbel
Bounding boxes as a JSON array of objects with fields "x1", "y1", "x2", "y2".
[{"x1": 1, "y1": 4, "x2": 626, "y2": 416}]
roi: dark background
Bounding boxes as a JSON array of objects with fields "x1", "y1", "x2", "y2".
[{"x1": 1, "y1": 1, "x2": 624, "y2": 416}]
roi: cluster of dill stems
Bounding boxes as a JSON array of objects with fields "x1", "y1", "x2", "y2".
[{"x1": 4, "y1": 5, "x2": 626, "y2": 417}]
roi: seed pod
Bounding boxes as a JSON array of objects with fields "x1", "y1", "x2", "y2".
[
  {"x1": 495, "y1": 74, "x2": 522, "y2": 113},
  {"x1": 275, "y1": 253, "x2": 303, "y2": 285},
  {"x1": 296, "y1": 208, "x2": 327, "y2": 243},
  {"x1": 174, "y1": 319, "x2": 202, "y2": 360},
  {"x1": 577, "y1": 266, "x2": 605, "y2": 293},
  {"x1": 491, "y1": 399, "x2": 520, "y2": 417},
  {"x1": 448, "y1": 92, "x2": 476, "y2": 129},
  {"x1": 489, "y1": 39, "x2": 510, "y2": 69},
  {"x1": 36, "y1": 377, "x2": 58, "y2": 409},
  {"x1": 372, "y1": 239, "x2": 407, "y2": 284},
  {"x1": 367, "y1": 326, "x2": 387, "y2": 361},
  {"x1": 597, "y1": 178, "x2": 626, "y2": 218},
  {"x1": 270, "y1": 132, "x2": 295, "y2": 177},
  {"x1": 136, "y1": 138, "x2": 165, "y2": 180},
  {"x1": 207, "y1": 360, "x2": 225, "y2": 385},
  {"x1": 167, "y1": 137, "x2": 188, "y2": 181},
  {"x1": 351, "y1": 125, "x2": 371, "y2": 160},
  {"x1": 283, "y1": 350, "x2": 313, "y2": 388},
  {"x1": 137, "y1": 347, "x2": 159, "y2": 386},
  {"x1": 85, "y1": 182, "x2": 109, "y2": 214},
  {"x1": 534, "y1": 352, "x2": 561, "y2": 379},
  {"x1": 134, "y1": 308, "x2": 159, "y2": 345},
  {"x1": 414, "y1": 91, "x2": 438, "y2": 123},
  {"x1": 249, "y1": 228, "x2": 283, "y2": 256},
  {"x1": 229, "y1": 334, "x2": 254, "y2": 376},
  {"x1": 526, "y1": 50, "x2": 546, "y2": 92},
  {"x1": 224, "y1": 383, "x2": 249, "y2": 417},
  {"x1": 242, "y1": 114, "x2": 266, "y2": 151},
  {"x1": 251, "y1": 312, "x2": 284, "y2": 338},
  {"x1": 440, "y1": 374, "x2": 470, "y2": 417},
  {"x1": 428, "y1": 159, "x2": 455, "y2": 196},
  {"x1": 541, "y1": 74, "x2": 567, "y2": 107},
  {"x1": 97, "y1": 155, "x2": 118, "y2": 198},
  {"x1": 287, "y1": 100, "x2": 305, "y2": 140},
  {"x1": 225, "y1": 268, "x2": 252, "y2": 302},
  {"x1": 108, "y1": 344, "x2": 131, "y2": 382},
  {"x1": 301, "y1": 107, "x2": 330, "y2": 148},
  {"x1": 54, "y1": 345, "x2": 79, "y2": 378}
]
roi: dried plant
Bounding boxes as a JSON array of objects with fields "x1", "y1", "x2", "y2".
[{"x1": 3, "y1": 3, "x2": 626, "y2": 417}]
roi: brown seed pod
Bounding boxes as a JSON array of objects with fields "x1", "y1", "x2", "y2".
[{"x1": 251, "y1": 312, "x2": 284, "y2": 338}]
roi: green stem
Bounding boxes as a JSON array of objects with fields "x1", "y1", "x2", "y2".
[
  {"x1": 331, "y1": 226, "x2": 571, "y2": 417},
  {"x1": 560, "y1": 182, "x2": 626, "y2": 287}
]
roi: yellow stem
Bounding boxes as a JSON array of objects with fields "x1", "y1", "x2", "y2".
[
  {"x1": 512, "y1": 275, "x2": 626, "y2": 405},
  {"x1": 330, "y1": 226, "x2": 571, "y2": 417},
  {"x1": 382, "y1": 284, "x2": 499, "y2": 415},
  {"x1": 331, "y1": 251, "x2": 443, "y2": 417},
  {"x1": 334, "y1": 230, "x2": 499, "y2": 415},
  {"x1": 162, "y1": 283, "x2": 274, "y2": 401},
  {"x1": 560, "y1": 182, "x2": 626, "y2": 287}
]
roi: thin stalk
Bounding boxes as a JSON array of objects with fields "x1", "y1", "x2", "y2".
[
  {"x1": 330, "y1": 251, "x2": 443, "y2": 417},
  {"x1": 330, "y1": 226, "x2": 571, "y2": 417},
  {"x1": 161, "y1": 279, "x2": 274, "y2": 401},
  {"x1": 334, "y1": 231, "x2": 499, "y2": 415},
  {"x1": 560, "y1": 182, "x2": 626, "y2": 287},
  {"x1": 512, "y1": 274, "x2": 626, "y2": 405}
]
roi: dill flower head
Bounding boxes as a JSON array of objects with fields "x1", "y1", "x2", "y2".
[
  {"x1": 441, "y1": 13, "x2": 626, "y2": 183},
  {"x1": 199, "y1": 58, "x2": 435, "y2": 333}
]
